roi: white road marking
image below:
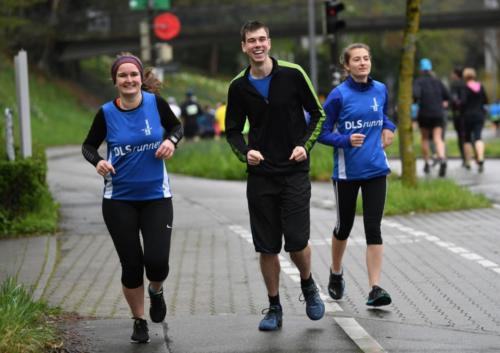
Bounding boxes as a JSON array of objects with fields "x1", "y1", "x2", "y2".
[
  {"x1": 229, "y1": 224, "x2": 388, "y2": 353},
  {"x1": 382, "y1": 219, "x2": 500, "y2": 275}
]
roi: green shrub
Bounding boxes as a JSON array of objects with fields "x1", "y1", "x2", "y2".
[
  {"x1": 0, "y1": 156, "x2": 46, "y2": 219},
  {"x1": 0, "y1": 149, "x2": 47, "y2": 219},
  {"x1": 0, "y1": 148, "x2": 58, "y2": 237}
]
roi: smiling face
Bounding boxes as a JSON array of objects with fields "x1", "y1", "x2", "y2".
[
  {"x1": 115, "y1": 63, "x2": 142, "y2": 97},
  {"x1": 344, "y1": 47, "x2": 371, "y2": 82},
  {"x1": 241, "y1": 27, "x2": 271, "y2": 65}
]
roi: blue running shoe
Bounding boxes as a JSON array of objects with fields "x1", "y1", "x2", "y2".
[
  {"x1": 328, "y1": 270, "x2": 345, "y2": 300},
  {"x1": 258, "y1": 305, "x2": 283, "y2": 331},
  {"x1": 366, "y1": 285, "x2": 392, "y2": 307},
  {"x1": 301, "y1": 281, "x2": 325, "y2": 320}
]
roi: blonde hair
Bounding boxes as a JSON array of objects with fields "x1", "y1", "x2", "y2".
[
  {"x1": 462, "y1": 67, "x2": 477, "y2": 81},
  {"x1": 340, "y1": 43, "x2": 371, "y2": 66}
]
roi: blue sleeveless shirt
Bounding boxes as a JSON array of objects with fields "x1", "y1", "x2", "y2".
[{"x1": 102, "y1": 91, "x2": 171, "y2": 200}]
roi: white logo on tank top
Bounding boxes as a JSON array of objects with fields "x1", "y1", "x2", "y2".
[
  {"x1": 142, "y1": 119, "x2": 152, "y2": 136},
  {"x1": 371, "y1": 97, "x2": 379, "y2": 112}
]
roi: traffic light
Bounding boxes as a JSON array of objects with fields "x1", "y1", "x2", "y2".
[{"x1": 325, "y1": 1, "x2": 345, "y2": 34}]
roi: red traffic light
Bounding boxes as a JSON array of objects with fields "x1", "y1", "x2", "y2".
[
  {"x1": 324, "y1": 1, "x2": 346, "y2": 34},
  {"x1": 326, "y1": 1, "x2": 344, "y2": 16}
]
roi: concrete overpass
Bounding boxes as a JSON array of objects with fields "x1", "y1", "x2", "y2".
[{"x1": 56, "y1": 8, "x2": 500, "y2": 61}]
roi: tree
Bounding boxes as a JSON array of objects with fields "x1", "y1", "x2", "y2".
[
  {"x1": 396, "y1": 0, "x2": 421, "y2": 187},
  {"x1": 0, "y1": 0, "x2": 50, "y2": 57}
]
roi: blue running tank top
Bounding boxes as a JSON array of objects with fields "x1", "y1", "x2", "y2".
[{"x1": 101, "y1": 91, "x2": 171, "y2": 200}]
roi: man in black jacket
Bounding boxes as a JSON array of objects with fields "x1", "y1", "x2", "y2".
[
  {"x1": 413, "y1": 58, "x2": 450, "y2": 177},
  {"x1": 225, "y1": 21, "x2": 325, "y2": 331}
]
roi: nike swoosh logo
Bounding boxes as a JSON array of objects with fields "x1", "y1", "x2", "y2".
[{"x1": 166, "y1": 225, "x2": 172, "y2": 229}]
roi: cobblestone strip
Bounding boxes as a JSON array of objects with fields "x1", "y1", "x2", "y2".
[
  {"x1": 34, "y1": 235, "x2": 57, "y2": 301},
  {"x1": 55, "y1": 235, "x2": 108, "y2": 307},
  {"x1": 90, "y1": 259, "x2": 121, "y2": 317},
  {"x1": 44, "y1": 235, "x2": 96, "y2": 304},
  {"x1": 168, "y1": 227, "x2": 189, "y2": 316},
  {"x1": 71, "y1": 241, "x2": 117, "y2": 313}
]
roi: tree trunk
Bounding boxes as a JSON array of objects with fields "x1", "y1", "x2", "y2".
[
  {"x1": 37, "y1": 0, "x2": 61, "y2": 72},
  {"x1": 397, "y1": 0, "x2": 421, "y2": 187}
]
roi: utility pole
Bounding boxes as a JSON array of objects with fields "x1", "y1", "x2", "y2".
[
  {"x1": 308, "y1": 0, "x2": 318, "y2": 90},
  {"x1": 148, "y1": 0, "x2": 156, "y2": 66},
  {"x1": 14, "y1": 50, "x2": 32, "y2": 158},
  {"x1": 484, "y1": 0, "x2": 498, "y2": 99}
]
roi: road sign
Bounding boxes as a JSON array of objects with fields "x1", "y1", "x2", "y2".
[
  {"x1": 130, "y1": 0, "x2": 170, "y2": 11},
  {"x1": 154, "y1": 12, "x2": 181, "y2": 40}
]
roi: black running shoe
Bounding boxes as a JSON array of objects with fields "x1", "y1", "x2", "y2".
[
  {"x1": 366, "y1": 285, "x2": 392, "y2": 307},
  {"x1": 149, "y1": 286, "x2": 167, "y2": 323},
  {"x1": 438, "y1": 161, "x2": 447, "y2": 177},
  {"x1": 423, "y1": 162, "x2": 430, "y2": 174},
  {"x1": 328, "y1": 270, "x2": 345, "y2": 300},
  {"x1": 131, "y1": 318, "x2": 150, "y2": 343}
]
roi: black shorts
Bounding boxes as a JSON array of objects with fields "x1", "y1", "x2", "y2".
[
  {"x1": 463, "y1": 118, "x2": 484, "y2": 143},
  {"x1": 417, "y1": 116, "x2": 445, "y2": 130},
  {"x1": 246, "y1": 172, "x2": 310, "y2": 254}
]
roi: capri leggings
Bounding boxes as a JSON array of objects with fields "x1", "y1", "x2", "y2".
[
  {"x1": 333, "y1": 176, "x2": 386, "y2": 245},
  {"x1": 102, "y1": 197, "x2": 173, "y2": 288},
  {"x1": 463, "y1": 118, "x2": 484, "y2": 143}
]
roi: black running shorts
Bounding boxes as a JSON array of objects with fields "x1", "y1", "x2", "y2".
[
  {"x1": 417, "y1": 116, "x2": 445, "y2": 130},
  {"x1": 246, "y1": 172, "x2": 310, "y2": 254}
]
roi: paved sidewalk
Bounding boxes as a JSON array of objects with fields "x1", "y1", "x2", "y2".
[
  {"x1": 0, "y1": 234, "x2": 56, "y2": 300},
  {"x1": 1, "y1": 146, "x2": 500, "y2": 352}
]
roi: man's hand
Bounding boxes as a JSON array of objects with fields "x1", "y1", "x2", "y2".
[
  {"x1": 382, "y1": 129, "x2": 394, "y2": 148},
  {"x1": 247, "y1": 150, "x2": 264, "y2": 165},
  {"x1": 289, "y1": 146, "x2": 307, "y2": 162},
  {"x1": 350, "y1": 133, "x2": 366, "y2": 147},
  {"x1": 155, "y1": 139, "x2": 176, "y2": 160},
  {"x1": 96, "y1": 160, "x2": 115, "y2": 177}
]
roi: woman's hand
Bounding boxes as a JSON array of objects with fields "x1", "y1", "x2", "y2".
[
  {"x1": 382, "y1": 129, "x2": 394, "y2": 148},
  {"x1": 350, "y1": 133, "x2": 366, "y2": 147},
  {"x1": 96, "y1": 160, "x2": 115, "y2": 176},
  {"x1": 155, "y1": 139, "x2": 176, "y2": 160}
]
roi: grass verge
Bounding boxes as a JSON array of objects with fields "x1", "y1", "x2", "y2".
[
  {"x1": 0, "y1": 277, "x2": 61, "y2": 353},
  {"x1": 169, "y1": 139, "x2": 492, "y2": 214},
  {"x1": 383, "y1": 177, "x2": 491, "y2": 215}
]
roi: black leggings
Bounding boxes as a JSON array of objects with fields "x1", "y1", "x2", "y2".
[
  {"x1": 333, "y1": 176, "x2": 386, "y2": 245},
  {"x1": 102, "y1": 197, "x2": 173, "y2": 288}
]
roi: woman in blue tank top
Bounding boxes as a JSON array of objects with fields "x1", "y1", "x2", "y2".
[
  {"x1": 82, "y1": 53, "x2": 183, "y2": 343},
  {"x1": 318, "y1": 43, "x2": 396, "y2": 308}
]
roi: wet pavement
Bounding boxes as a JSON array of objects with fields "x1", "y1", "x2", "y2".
[{"x1": 1, "y1": 145, "x2": 500, "y2": 352}]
